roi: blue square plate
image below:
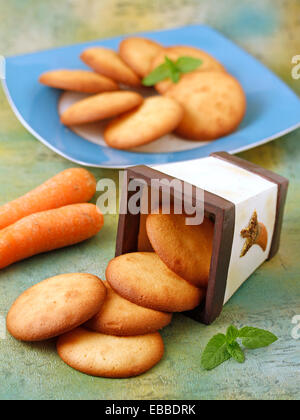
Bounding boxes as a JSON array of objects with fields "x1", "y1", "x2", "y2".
[{"x1": 2, "y1": 25, "x2": 300, "y2": 168}]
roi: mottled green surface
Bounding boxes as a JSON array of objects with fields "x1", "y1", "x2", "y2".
[{"x1": 0, "y1": 0, "x2": 299, "y2": 400}]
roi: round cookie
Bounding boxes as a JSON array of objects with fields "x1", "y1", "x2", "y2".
[
  {"x1": 104, "y1": 96, "x2": 183, "y2": 150},
  {"x1": 57, "y1": 327, "x2": 164, "y2": 378},
  {"x1": 166, "y1": 71, "x2": 246, "y2": 140},
  {"x1": 106, "y1": 252, "x2": 204, "y2": 312},
  {"x1": 39, "y1": 69, "x2": 119, "y2": 93},
  {"x1": 146, "y1": 213, "x2": 214, "y2": 288},
  {"x1": 138, "y1": 213, "x2": 154, "y2": 252},
  {"x1": 60, "y1": 91, "x2": 143, "y2": 126},
  {"x1": 119, "y1": 37, "x2": 163, "y2": 77},
  {"x1": 149, "y1": 46, "x2": 225, "y2": 93},
  {"x1": 7, "y1": 273, "x2": 106, "y2": 342},
  {"x1": 81, "y1": 47, "x2": 141, "y2": 87},
  {"x1": 85, "y1": 283, "x2": 172, "y2": 336}
]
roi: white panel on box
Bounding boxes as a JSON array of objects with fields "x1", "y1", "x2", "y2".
[{"x1": 153, "y1": 157, "x2": 278, "y2": 304}]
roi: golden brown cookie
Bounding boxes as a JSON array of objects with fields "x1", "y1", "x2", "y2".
[
  {"x1": 119, "y1": 37, "x2": 163, "y2": 77},
  {"x1": 39, "y1": 69, "x2": 119, "y2": 93},
  {"x1": 81, "y1": 47, "x2": 141, "y2": 87},
  {"x1": 104, "y1": 96, "x2": 183, "y2": 150},
  {"x1": 138, "y1": 213, "x2": 154, "y2": 252},
  {"x1": 149, "y1": 46, "x2": 225, "y2": 93},
  {"x1": 60, "y1": 91, "x2": 143, "y2": 126},
  {"x1": 166, "y1": 71, "x2": 246, "y2": 140},
  {"x1": 85, "y1": 283, "x2": 172, "y2": 336},
  {"x1": 106, "y1": 252, "x2": 204, "y2": 312},
  {"x1": 57, "y1": 327, "x2": 164, "y2": 378},
  {"x1": 7, "y1": 273, "x2": 106, "y2": 342},
  {"x1": 146, "y1": 213, "x2": 214, "y2": 288}
]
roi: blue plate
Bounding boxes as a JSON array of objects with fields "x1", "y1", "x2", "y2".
[{"x1": 2, "y1": 25, "x2": 300, "y2": 168}]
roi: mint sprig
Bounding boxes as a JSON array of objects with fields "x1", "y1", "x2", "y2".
[
  {"x1": 142, "y1": 55, "x2": 202, "y2": 86},
  {"x1": 201, "y1": 325, "x2": 278, "y2": 371}
]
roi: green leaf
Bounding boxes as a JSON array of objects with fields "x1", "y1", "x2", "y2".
[
  {"x1": 176, "y1": 56, "x2": 203, "y2": 73},
  {"x1": 226, "y1": 341, "x2": 245, "y2": 363},
  {"x1": 164, "y1": 56, "x2": 177, "y2": 71},
  {"x1": 238, "y1": 327, "x2": 278, "y2": 349},
  {"x1": 170, "y1": 70, "x2": 181, "y2": 83},
  {"x1": 201, "y1": 333, "x2": 231, "y2": 371},
  {"x1": 142, "y1": 63, "x2": 170, "y2": 86},
  {"x1": 226, "y1": 325, "x2": 239, "y2": 344},
  {"x1": 164, "y1": 56, "x2": 180, "y2": 83},
  {"x1": 142, "y1": 55, "x2": 203, "y2": 86}
]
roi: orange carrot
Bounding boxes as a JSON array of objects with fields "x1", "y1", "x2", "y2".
[
  {"x1": 0, "y1": 203, "x2": 103, "y2": 269},
  {"x1": 0, "y1": 168, "x2": 96, "y2": 230}
]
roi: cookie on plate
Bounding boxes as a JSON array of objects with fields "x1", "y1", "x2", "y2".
[
  {"x1": 60, "y1": 91, "x2": 143, "y2": 126},
  {"x1": 166, "y1": 71, "x2": 246, "y2": 140},
  {"x1": 146, "y1": 212, "x2": 214, "y2": 288},
  {"x1": 119, "y1": 37, "x2": 163, "y2": 77},
  {"x1": 39, "y1": 69, "x2": 118, "y2": 93},
  {"x1": 104, "y1": 96, "x2": 183, "y2": 150},
  {"x1": 149, "y1": 45, "x2": 225, "y2": 93},
  {"x1": 57, "y1": 327, "x2": 164, "y2": 378},
  {"x1": 7, "y1": 273, "x2": 106, "y2": 342},
  {"x1": 106, "y1": 252, "x2": 204, "y2": 312},
  {"x1": 81, "y1": 47, "x2": 141, "y2": 87},
  {"x1": 85, "y1": 283, "x2": 172, "y2": 336}
]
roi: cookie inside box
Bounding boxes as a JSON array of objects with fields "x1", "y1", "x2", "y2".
[{"x1": 115, "y1": 152, "x2": 288, "y2": 325}]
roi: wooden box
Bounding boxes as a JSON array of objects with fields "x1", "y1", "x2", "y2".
[{"x1": 115, "y1": 152, "x2": 289, "y2": 324}]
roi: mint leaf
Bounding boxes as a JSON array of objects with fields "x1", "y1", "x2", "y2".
[
  {"x1": 142, "y1": 63, "x2": 170, "y2": 86},
  {"x1": 142, "y1": 55, "x2": 203, "y2": 86},
  {"x1": 201, "y1": 325, "x2": 278, "y2": 371},
  {"x1": 226, "y1": 325, "x2": 239, "y2": 344},
  {"x1": 176, "y1": 56, "x2": 203, "y2": 73},
  {"x1": 164, "y1": 56, "x2": 177, "y2": 71},
  {"x1": 164, "y1": 56, "x2": 180, "y2": 83},
  {"x1": 170, "y1": 70, "x2": 180, "y2": 83},
  {"x1": 238, "y1": 327, "x2": 278, "y2": 349},
  {"x1": 201, "y1": 333, "x2": 231, "y2": 371},
  {"x1": 226, "y1": 341, "x2": 245, "y2": 363}
]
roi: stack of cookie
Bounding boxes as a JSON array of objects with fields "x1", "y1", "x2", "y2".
[
  {"x1": 106, "y1": 211, "x2": 214, "y2": 314},
  {"x1": 6, "y1": 211, "x2": 214, "y2": 378},
  {"x1": 7, "y1": 273, "x2": 167, "y2": 378},
  {"x1": 40, "y1": 37, "x2": 246, "y2": 150}
]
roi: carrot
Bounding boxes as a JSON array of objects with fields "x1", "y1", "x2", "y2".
[
  {"x1": 0, "y1": 168, "x2": 96, "y2": 230},
  {"x1": 0, "y1": 203, "x2": 103, "y2": 270}
]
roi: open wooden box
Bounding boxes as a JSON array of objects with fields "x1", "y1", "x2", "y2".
[{"x1": 115, "y1": 152, "x2": 289, "y2": 325}]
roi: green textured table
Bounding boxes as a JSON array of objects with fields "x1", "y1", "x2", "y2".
[{"x1": 0, "y1": 0, "x2": 300, "y2": 400}]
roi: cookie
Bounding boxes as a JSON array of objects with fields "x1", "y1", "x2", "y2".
[
  {"x1": 7, "y1": 273, "x2": 106, "y2": 342},
  {"x1": 138, "y1": 213, "x2": 154, "y2": 252},
  {"x1": 85, "y1": 283, "x2": 172, "y2": 336},
  {"x1": 57, "y1": 327, "x2": 164, "y2": 378},
  {"x1": 81, "y1": 47, "x2": 141, "y2": 87},
  {"x1": 166, "y1": 71, "x2": 246, "y2": 140},
  {"x1": 104, "y1": 96, "x2": 183, "y2": 150},
  {"x1": 146, "y1": 212, "x2": 214, "y2": 288},
  {"x1": 119, "y1": 37, "x2": 163, "y2": 77},
  {"x1": 106, "y1": 252, "x2": 204, "y2": 312},
  {"x1": 60, "y1": 91, "x2": 143, "y2": 126},
  {"x1": 39, "y1": 69, "x2": 118, "y2": 93},
  {"x1": 149, "y1": 46, "x2": 225, "y2": 93}
]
